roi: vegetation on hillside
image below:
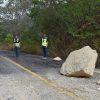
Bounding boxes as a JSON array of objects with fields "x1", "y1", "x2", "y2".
[{"x1": 0, "y1": 0, "x2": 100, "y2": 66}]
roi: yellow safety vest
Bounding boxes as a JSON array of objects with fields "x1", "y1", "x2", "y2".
[
  {"x1": 42, "y1": 38, "x2": 48, "y2": 46},
  {"x1": 14, "y1": 38, "x2": 20, "y2": 43},
  {"x1": 15, "y1": 42, "x2": 20, "y2": 47}
]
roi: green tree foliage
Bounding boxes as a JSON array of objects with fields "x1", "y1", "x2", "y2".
[
  {"x1": 4, "y1": 33, "x2": 13, "y2": 44},
  {"x1": 30, "y1": 0, "x2": 100, "y2": 60},
  {"x1": 0, "y1": 22, "x2": 8, "y2": 41},
  {"x1": 30, "y1": 0, "x2": 100, "y2": 37}
]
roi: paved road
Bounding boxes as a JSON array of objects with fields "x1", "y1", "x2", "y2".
[
  {"x1": 0, "y1": 56, "x2": 75, "y2": 100},
  {"x1": 0, "y1": 50, "x2": 100, "y2": 100}
]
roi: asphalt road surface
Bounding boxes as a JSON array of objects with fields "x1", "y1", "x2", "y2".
[
  {"x1": 0, "y1": 50, "x2": 100, "y2": 100},
  {"x1": 0, "y1": 56, "x2": 75, "y2": 100}
]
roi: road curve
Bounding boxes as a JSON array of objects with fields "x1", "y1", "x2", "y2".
[{"x1": 0, "y1": 56, "x2": 82, "y2": 100}]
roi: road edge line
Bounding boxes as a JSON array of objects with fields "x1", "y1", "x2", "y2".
[{"x1": 1, "y1": 56, "x2": 84, "y2": 100}]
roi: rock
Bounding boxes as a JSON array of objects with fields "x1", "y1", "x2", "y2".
[
  {"x1": 97, "y1": 88, "x2": 100, "y2": 91},
  {"x1": 60, "y1": 46, "x2": 98, "y2": 77},
  {"x1": 96, "y1": 80, "x2": 100, "y2": 85},
  {"x1": 53, "y1": 57, "x2": 62, "y2": 61}
]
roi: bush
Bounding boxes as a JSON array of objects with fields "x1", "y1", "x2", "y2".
[{"x1": 4, "y1": 33, "x2": 13, "y2": 44}]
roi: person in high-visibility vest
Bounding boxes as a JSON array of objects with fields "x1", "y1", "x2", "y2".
[
  {"x1": 14, "y1": 35, "x2": 20, "y2": 57},
  {"x1": 42, "y1": 33, "x2": 48, "y2": 59}
]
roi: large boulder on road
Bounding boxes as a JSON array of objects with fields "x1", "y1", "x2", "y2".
[{"x1": 60, "y1": 46, "x2": 98, "y2": 77}]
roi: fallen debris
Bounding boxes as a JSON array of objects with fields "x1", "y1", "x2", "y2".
[
  {"x1": 60, "y1": 46, "x2": 98, "y2": 77},
  {"x1": 97, "y1": 88, "x2": 100, "y2": 91},
  {"x1": 53, "y1": 57, "x2": 62, "y2": 61}
]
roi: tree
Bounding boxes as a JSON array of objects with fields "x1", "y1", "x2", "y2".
[
  {"x1": 31, "y1": 0, "x2": 100, "y2": 36},
  {"x1": 0, "y1": 0, "x2": 32, "y2": 37},
  {"x1": 30, "y1": 0, "x2": 100, "y2": 57}
]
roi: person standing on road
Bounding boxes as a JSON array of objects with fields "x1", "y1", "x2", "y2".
[
  {"x1": 13, "y1": 35, "x2": 20, "y2": 57},
  {"x1": 42, "y1": 33, "x2": 48, "y2": 59}
]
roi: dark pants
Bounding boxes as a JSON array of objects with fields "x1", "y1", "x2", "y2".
[
  {"x1": 42, "y1": 46, "x2": 48, "y2": 57},
  {"x1": 15, "y1": 47, "x2": 20, "y2": 57}
]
